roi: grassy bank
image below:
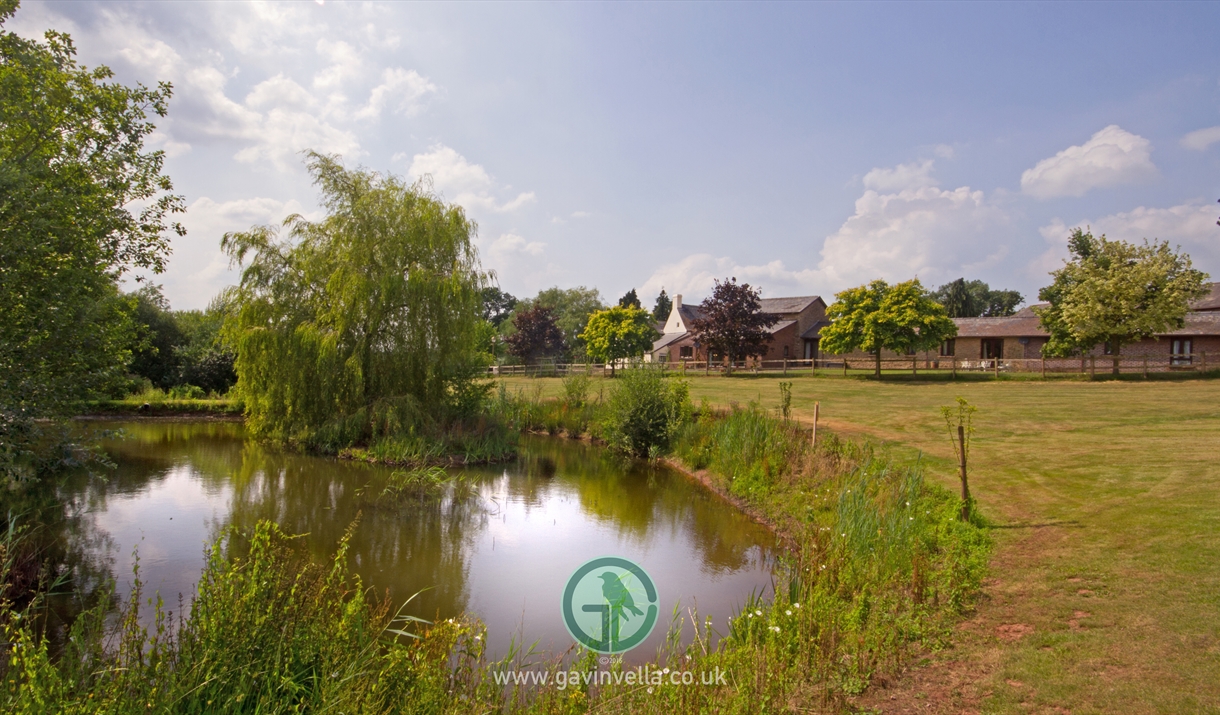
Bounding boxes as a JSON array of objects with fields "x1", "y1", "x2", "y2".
[
  {"x1": 499, "y1": 373, "x2": 1220, "y2": 713},
  {"x1": 2, "y1": 372, "x2": 990, "y2": 713}
]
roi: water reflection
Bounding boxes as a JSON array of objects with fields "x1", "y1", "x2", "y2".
[{"x1": 64, "y1": 421, "x2": 776, "y2": 661}]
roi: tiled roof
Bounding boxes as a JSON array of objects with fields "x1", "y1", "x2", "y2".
[
  {"x1": 677, "y1": 304, "x2": 706, "y2": 323},
  {"x1": 800, "y1": 320, "x2": 831, "y2": 339},
  {"x1": 1192, "y1": 282, "x2": 1220, "y2": 311},
  {"x1": 953, "y1": 316, "x2": 1047, "y2": 338},
  {"x1": 1011, "y1": 303, "x2": 1047, "y2": 318},
  {"x1": 652, "y1": 332, "x2": 689, "y2": 351},
  {"x1": 759, "y1": 296, "x2": 821, "y2": 314},
  {"x1": 766, "y1": 320, "x2": 797, "y2": 334},
  {"x1": 952, "y1": 311, "x2": 1220, "y2": 338}
]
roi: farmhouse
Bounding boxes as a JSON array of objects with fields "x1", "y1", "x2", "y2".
[
  {"x1": 651, "y1": 282, "x2": 1220, "y2": 368},
  {"x1": 650, "y1": 294, "x2": 828, "y2": 364}
]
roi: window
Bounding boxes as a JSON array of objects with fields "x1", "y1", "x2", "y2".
[
  {"x1": 679, "y1": 346, "x2": 694, "y2": 359},
  {"x1": 783, "y1": 345, "x2": 789, "y2": 358},
  {"x1": 1103, "y1": 340, "x2": 1116, "y2": 355},
  {"x1": 1171, "y1": 338, "x2": 1192, "y2": 365},
  {"x1": 981, "y1": 339, "x2": 1003, "y2": 360},
  {"x1": 939, "y1": 339, "x2": 956, "y2": 357}
]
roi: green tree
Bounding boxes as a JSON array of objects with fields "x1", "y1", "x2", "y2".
[
  {"x1": 1034, "y1": 228, "x2": 1209, "y2": 373},
  {"x1": 515, "y1": 286, "x2": 605, "y2": 361},
  {"x1": 128, "y1": 285, "x2": 186, "y2": 390},
  {"x1": 480, "y1": 286, "x2": 517, "y2": 327},
  {"x1": 932, "y1": 278, "x2": 1023, "y2": 318},
  {"x1": 820, "y1": 279, "x2": 957, "y2": 377},
  {"x1": 618, "y1": 288, "x2": 641, "y2": 309},
  {"x1": 221, "y1": 153, "x2": 488, "y2": 446},
  {"x1": 688, "y1": 278, "x2": 777, "y2": 374},
  {"x1": 579, "y1": 306, "x2": 658, "y2": 376},
  {"x1": 652, "y1": 288, "x2": 673, "y2": 322},
  {"x1": 0, "y1": 1, "x2": 182, "y2": 478}
]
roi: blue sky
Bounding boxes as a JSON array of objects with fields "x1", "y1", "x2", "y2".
[{"x1": 13, "y1": 1, "x2": 1220, "y2": 309}]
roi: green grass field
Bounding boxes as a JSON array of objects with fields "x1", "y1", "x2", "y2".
[{"x1": 498, "y1": 373, "x2": 1220, "y2": 714}]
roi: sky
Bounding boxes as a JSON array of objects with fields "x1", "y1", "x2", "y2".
[{"x1": 11, "y1": 1, "x2": 1220, "y2": 310}]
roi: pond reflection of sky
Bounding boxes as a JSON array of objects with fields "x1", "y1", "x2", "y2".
[{"x1": 75, "y1": 423, "x2": 776, "y2": 663}]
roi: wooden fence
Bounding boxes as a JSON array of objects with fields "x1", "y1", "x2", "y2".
[{"x1": 488, "y1": 353, "x2": 1213, "y2": 378}]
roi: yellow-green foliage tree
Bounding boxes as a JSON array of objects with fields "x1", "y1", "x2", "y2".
[
  {"x1": 1035, "y1": 228, "x2": 1209, "y2": 373},
  {"x1": 820, "y1": 279, "x2": 957, "y2": 377},
  {"x1": 580, "y1": 305, "x2": 658, "y2": 375},
  {"x1": 221, "y1": 154, "x2": 488, "y2": 448}
]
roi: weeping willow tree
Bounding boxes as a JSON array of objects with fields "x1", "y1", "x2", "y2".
[{"x1": 221, "y1": 153, "x2": 490, "y2": 448}]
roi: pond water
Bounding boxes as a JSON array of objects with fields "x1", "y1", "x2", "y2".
[{"x1": 58, "y1": 420, "x2": 778, "y2": 662}]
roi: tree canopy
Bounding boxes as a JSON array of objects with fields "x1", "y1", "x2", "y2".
[
  {"x1": 932, "y1": 278, "x2": 1023, "y2": 318},
  {"x1": 1034, "y1": 228, "x2": 1209, "y2": 367},
  {"x1": 221, "y1": 154, "x2": 488, "y2": 447},
  {"x1": 652, "y1": 288, "x2": 673, "y2": 322},
  {"x1": 820, "y1": 279, "x2": 957, "y2": 376},
  {"x1": 512, "y1": 286, "x2": 605, "y2": 361},
  {"x1": 505, "y1": 304, "x2": 566, "y2": 366},
  {"x1": 580, "y1": 305, "x2": 658, "y2": 375},
  {"x1": 0, "y1": 1, "x2": 183, "y2": 422},
  {"x1": 688, "y1": 278, "x2": 777, "y2": 373},
  {"x1": 480, "y1": 286, "x2": 517, "y2": 327},
  {"x1": 617, "y1": 288, "x2": 642, "y2": 310}
]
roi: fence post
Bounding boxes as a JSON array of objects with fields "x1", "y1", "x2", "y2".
[
  {"x1": 783, "y1": 357, "x2": 788, "y2": 376},
  {"x1": 958, "y1": 425, "x2": 970, "y2": 521},
  {"x1": 1089, "y1": 355, "x2": 1095, "y2": 379},
  {"x1": 1143, "y1": 356, "x2": 1149, "y2": 379},
  {"x1": 1041, "y1": 356, "x2": 1046, "y2": 378},
  {"x1": 843, "y1": 358, "x2": 848, "y2": 377},
  {"x1": 913, "y1": 355, "x2": 917, "y2": 375},
  {"x1": 993, "y1": 359, "x2": 999, "y2": 378},
  {"x1": 952, "y1": 356, "x2": 957, "y2": 379},
  {"x1": 812, "y1": 401, "x2": 820, "y2": 447},
  {"x1": 1203, "y1": 352, "x2": 1208, "y2": 372}
]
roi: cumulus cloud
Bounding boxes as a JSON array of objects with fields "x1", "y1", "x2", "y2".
[
  {"x1": 489, "y1": 233, "x2": 546, "y2": 260},
  {"x1": 862, "y1": 160, "x2": 937, "y2": 192},
  {"x1": 1181, "y1": 126, "x2": 1220, "y2": 151},
  {"x1": 408, "y1": 145, "x2": 536, "y2": 213},
  {"x1": 356, "y1": 68, "x2": 437, "y2": 120},
  {"x1": 643, "y1": 161, "x2": 1019, "y2": 300},
  {"x1": 1033, "y1": 199, "x2": 1220, "y2": 280},
  {"x1": 1020, "y1": 125, "x2": 1157, "y2": 199}
]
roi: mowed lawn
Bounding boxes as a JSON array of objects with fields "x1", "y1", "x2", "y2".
[{"x1": 498, "y1": 373, "x2": 1220, "y2": 714}]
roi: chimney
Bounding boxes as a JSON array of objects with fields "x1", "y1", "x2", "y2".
[{"x1": 675, "y1": 294, "x2": 682, "y2": 309}]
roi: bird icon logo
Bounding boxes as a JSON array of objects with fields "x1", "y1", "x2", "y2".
[{"x1": 562, "y1": 557, "x2": 659, "y2": 654}]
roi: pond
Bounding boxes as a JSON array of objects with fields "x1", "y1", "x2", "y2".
[{"x1": 56, "y1": 420, "x2": 778, "y2": 662}]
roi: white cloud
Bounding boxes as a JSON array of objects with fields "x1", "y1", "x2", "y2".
[
  {"x1": 570, "y1": 211, "x2": 591, "y2": 219},
  {"x1": 407, "y1": 145, "x2": 536, "y2": 213},
  {"x1": 643, "y1": 161, "x2": 1018, "y2": 300},
  {"x1": 1020, "y1": 125, "x2": 1157, "y2": 199},
  {"x1": 1181, "y1": 126, "x2": 1220, "y2": 151},
  {"x1": 489, "y1": 233, "x2": 546, "y2": 260},
  {"x1": 1033, "y1": 198, "x2": 1220, "y2": 281},
  {"x1": 356, "y1": 67, "x2": 437, "y2": 120},
  {"x1": 862, "y1": 160, "x2": 936, "y2": 192}
]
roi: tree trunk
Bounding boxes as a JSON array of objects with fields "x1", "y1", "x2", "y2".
[
  {"x1": 1111, "y1": 341, "x2": 1120, "y2": 376},
  {"x1": 874, "y1": 350, "x2": 881, "y2": 378}
]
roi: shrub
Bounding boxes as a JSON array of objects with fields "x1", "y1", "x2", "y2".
[{"x1": 598, "y1": 367, "x2": 691, "y2": 457}]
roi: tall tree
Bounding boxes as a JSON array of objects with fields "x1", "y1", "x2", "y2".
[
  {"x1": 505, "y1": 304, "x2": 566, "y2": 365},
  {"x1": 618, "y1": 288, "x2": 642, "y2": 310},
  {"x1": 688, "y1": 278, "x2": 777, "y2": 374},
  {"x1": 480, "y1": 286, "x2": 517, "y2": 327},
  {"x1": 932, "y1": 278, "x2": 1023, "y2": 318},
  {"x1": 652, "y1": 288, "x2": 673, "y2": 323},
  {"x1": 820, "y1": 279, "x2": 957, "y2": 377},
  {"x1": 222, "y1": 153, "x2": 488, "y2": 445},
  {"x1": 128, "y1": 285, "x2": 186, "y2": 390},
  {"x1": 515, "y1": 286, "x2": 605, "y2": 361},
  {"x1": 580, "y1": 306, "x2": 658, "y2": 376},
  {"x1": 1034, "y1": 228, "x2": 1209, "y2": 373},
  {"x1": 1, "y1": 1, "x2": 183, "y2": 477}
]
